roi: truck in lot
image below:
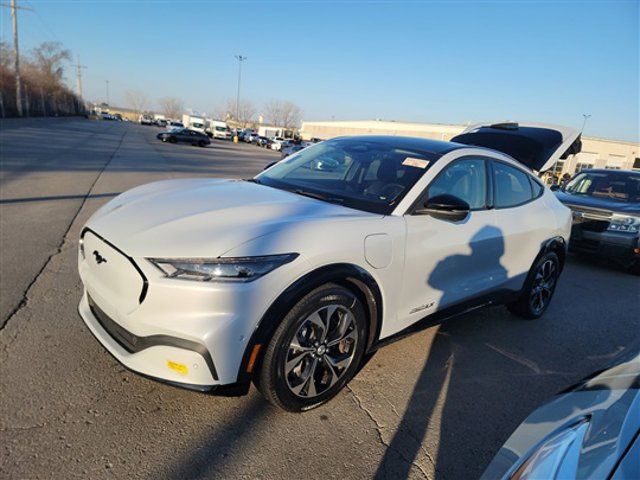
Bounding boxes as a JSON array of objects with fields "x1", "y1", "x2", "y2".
[
  {"x1": 182, "y1": 114, "x2": 207, "y2": 134},
  {"x1": 139, "y1": 114, "x2": 153, "y2": 125},
  {"x1": 206, "y1": 119, "x2": 232, "y2": 140}
]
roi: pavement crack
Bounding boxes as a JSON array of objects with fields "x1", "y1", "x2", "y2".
[
  {"x1": 346, "y1": 385, "x2": 431, "y2": 480},
  {"x1": 0, "y1": 127, "x2": 128, "y2": 333}
]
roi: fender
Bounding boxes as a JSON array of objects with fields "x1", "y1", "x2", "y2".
[
  {"x1": 235, "y1": 263, "x2": 383, "y2": 385},
  {"x1": 540, "y1": 236, "x2": 568, "y2": 271}
]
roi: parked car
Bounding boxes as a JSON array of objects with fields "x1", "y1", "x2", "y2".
[
  {"x1": 156, "y1": 128, "x2": 210, "y2": 147},
  {"x1": 167, "y1": 121, "x2": 184, "y2": 131},
  {"x1": 270, "y1": 137, "x2": 287, "y2": 151},
  {"x1": 155, "y1": 119, "x2": 168, "y2": 128},
  {"x1": 139, "y1": 114, "x2": 153, "y2": 125},
  {"x1": 482, "y1": 350, "x2": 640, "y2": 480},
  {"x1": 248, "y1": 132, "x2": 261, "y2": 144},
  {"x1": 553, "y1": 169, "x2": 640, "y2": 274},
  {"x1": 281, "y1": 142, "x2": 306, "y2": 158},
  {"x1": 256, "y1": 136, "x2": 270, "y2": 148},
  {"x1": 78, "y1": 122, "x2": 579, "y2": 412}
]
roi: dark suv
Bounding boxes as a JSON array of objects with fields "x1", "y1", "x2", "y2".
[{"x1": 554, "y1": 169, "x2": 640, "y2": 273}]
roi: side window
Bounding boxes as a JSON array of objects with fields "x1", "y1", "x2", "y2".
[
  {"x1": 530, "y1": 177, "x2": 544, "y2": 197},
  {"x1": 427, "y1": 158, "x2": 487, "y2": 209},
  {"x1": 493, "y1": 162, "x2": 534, "y2": 208}
]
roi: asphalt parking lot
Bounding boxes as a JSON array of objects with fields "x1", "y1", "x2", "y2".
[{"x1": 1, "y1": 118, "x2": 639, "y2": 480}]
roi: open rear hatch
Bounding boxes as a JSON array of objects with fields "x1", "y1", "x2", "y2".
[{"x1": 451, "y1": 122, "x2": 582, "y2": 172}]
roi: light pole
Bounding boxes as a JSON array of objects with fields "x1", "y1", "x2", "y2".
[
  {"x1": 581, "y1": 113, "x2": 591, "y2": 133},
  {"x1": 105, "y1": 80, "x2": 110, "y2": 105},
  {"x1": 234, "y1": 55, "x2": 246, "y2": 124}
]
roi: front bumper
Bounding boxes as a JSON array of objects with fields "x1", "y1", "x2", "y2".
[
  {"x1": 77, "y1": 229, "x2": 294, "y2": 388},
  {"x1": 79, "y1": 291, "x2": 219, "y2": 388},
  {"x1": 570, "y1": 226, "x2": 639, "y2": 266}
]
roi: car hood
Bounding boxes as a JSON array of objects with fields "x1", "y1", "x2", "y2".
[
  {"x1": 85, "y1": 178, "x2": 374, "y2": 258},
  {"x1": 555, "y1": 191, "x2": 640, "y2": 215},
  {"x1": 481, "y1": 353, "x2": 640, "y2": 480}
]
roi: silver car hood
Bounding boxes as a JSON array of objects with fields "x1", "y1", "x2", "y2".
[{"x1": 482, "y1": 353, "x2": 640, "y2": 479}]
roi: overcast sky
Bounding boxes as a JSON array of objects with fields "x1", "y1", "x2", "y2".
[{"x1": 2, "y1": 0, "x2": 638, "y2": 142}]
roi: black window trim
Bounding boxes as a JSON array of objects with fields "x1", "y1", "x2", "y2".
[
  {"x1": 408, "y1": 155, "x2": 493, "y2": 215},
  {"x1": 489, "y1": 158, "x2": 544, "y2": 210}
]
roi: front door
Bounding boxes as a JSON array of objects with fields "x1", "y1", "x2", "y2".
[{"x1": 398, "y1": 157, "x2": 506, "y2": 330}]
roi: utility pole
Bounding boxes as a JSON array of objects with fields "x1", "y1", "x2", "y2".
[
  {"x1": 234, "y1": 55, "x2": 246, "y2": 124},
  {"x1": 73, "y1": 55, "x2": 87, "y2": 99},
  {"x1": 105, "y1": 80, "x2": 110, "y2": 105},
  {"x1": 1, "y1": 0, "x2": 32, "y2": 117}
]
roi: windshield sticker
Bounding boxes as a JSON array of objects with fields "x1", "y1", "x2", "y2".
[{"x1": 403, "y1": 157, "x2": 429, "y2": 169}]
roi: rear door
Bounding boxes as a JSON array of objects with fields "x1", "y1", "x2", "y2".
[
  {"x1": 451, "y1": 122, "x2": 582, "y2": 173},
  {"x1": 489, "y1": 159, "x2": 550, "y2": 287}
]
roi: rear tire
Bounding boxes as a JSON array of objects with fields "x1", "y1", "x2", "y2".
[
  {"x1": 168, "y1": 136, "x2": 177, "y2": 144},
  {"x1": 508, "y1": 252, "x2": 560, "y2": 319},
  {"x1": 255, "y1": 283, "x2": 367, "y2": 412},
  {"x1": 198, "y1": 140, "x2": 207, "y2": 147}
]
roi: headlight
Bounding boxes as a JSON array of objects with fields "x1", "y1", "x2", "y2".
[
  {"x1": 148, "y1": 254, "x2": 298, "y2": 282},
  {"x1": 508, "y1": 417, "x2": 590, "y2": 480},
  {"x1": 607, "y1": 215, "x2": 640, "y2": 233}
]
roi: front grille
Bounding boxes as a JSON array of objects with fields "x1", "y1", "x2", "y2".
[
  {"x1": 579, "y1": 220, "x2": 610, "y2": 233},
  {"x1": 88, "y1": 295, "x2": 139, "y2": 353}
]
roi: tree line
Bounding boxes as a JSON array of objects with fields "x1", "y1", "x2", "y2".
[
  {"x1": 0, "y1": 41, "x2": 84, "y2": 118},
  {"x1": 128, "y1": 94, "x2": 303, "y2": 130}
]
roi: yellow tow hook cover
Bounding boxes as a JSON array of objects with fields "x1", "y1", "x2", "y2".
[{"x1": 167, "y1": 360, "x2": 188, "y2": 376}]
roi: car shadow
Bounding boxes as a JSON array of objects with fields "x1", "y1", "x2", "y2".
[{"x1": 372, "y1": 225, "x2": 569, "y2": 479}]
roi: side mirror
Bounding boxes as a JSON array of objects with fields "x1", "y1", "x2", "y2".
[{"x1": 414, "y1": 194, "x2": 470, "y2": 221}]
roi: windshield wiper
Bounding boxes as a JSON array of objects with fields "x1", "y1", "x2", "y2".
[{"x1": 293, "y1": 189, "x2": 344, "y2": 204}]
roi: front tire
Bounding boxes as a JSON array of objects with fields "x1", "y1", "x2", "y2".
[
  {"x1": 508, "y1": 252, "x2": 560, "y2": 319},
  {"x1": 255, "y1": 284, "x2": 367, "y2": 412}
]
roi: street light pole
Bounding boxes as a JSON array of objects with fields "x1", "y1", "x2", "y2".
[
  {"x1": 581, "y1": 113, "x2": 591, "y2": 133},
  {"x1": 105, "y1": 80, "x2": 110, "y2": 105},
  {"x1": 234, "y1": 55, "x2": 246, "y2": 124}
]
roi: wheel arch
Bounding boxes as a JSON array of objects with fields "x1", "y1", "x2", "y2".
[
  {"x1": 236, "y1": 263, "x2": 383, "y2": 384},
  {"x1": 540, "y1": 236, "x2": 568, "y2": 271}
]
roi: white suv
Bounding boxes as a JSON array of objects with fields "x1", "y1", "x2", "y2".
[{"x1": 78, "y1": 122, "x2": 579, "y2": 411}]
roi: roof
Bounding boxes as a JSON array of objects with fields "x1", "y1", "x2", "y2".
[{"x1": 330, "y1": 135, "x2": 463, "y2": 156}]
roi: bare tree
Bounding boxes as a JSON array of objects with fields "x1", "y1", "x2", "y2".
[
  {"x1": 126, "y1": 89, "x2": 148, "y2": 114},
  {"x1": 264, "y1": 99, "x2": 302, "y2": 129},
  {"x1": 29, "y1": 42, "x2": 71, "y2": 87},
  {"x1": 212, "y1": 102, "x2": 232, "y2": 121},
  {"x1": 158, "y1": 96, "x2": 184, "y2": 119},
  {"x1": 236, "y1": 99, "x2": 257, "y2": 128},
  {"x1": 280, "y1": 101, "x2": 302, "y2": 129}
]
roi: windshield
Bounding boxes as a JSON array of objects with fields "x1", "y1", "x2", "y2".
[
  {"x1": 191, "y1": 123, "x2": 204, "y2": 128},
  {"x1": 255, "y1": 138, "x2": 438, "y2": 214},
  {"x1": 565, "y1": 171, "x2": 640, "y2": 203}
]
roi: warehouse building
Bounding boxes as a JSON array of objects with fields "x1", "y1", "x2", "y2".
[{"x1": 300, "y1": 120, "x2": 640, "y2": 177}]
